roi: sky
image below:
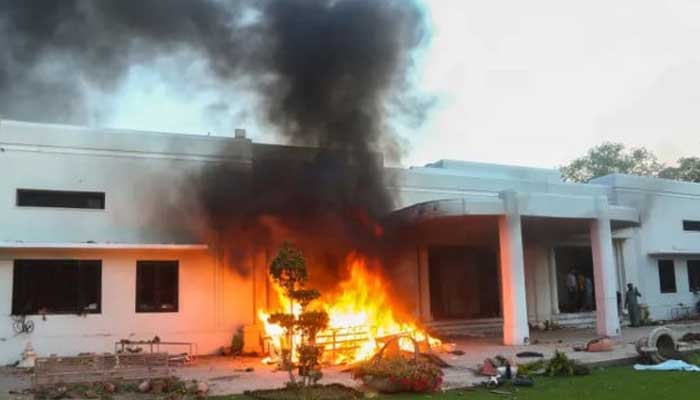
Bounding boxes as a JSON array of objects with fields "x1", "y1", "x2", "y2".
[{"x1": 101, "y1": 0, "x2": 700, "y2": 169}]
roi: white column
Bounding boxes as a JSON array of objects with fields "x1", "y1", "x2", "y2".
[
  {"x1": 590, "y1": 196, "x2": 621, "y2": 337},
  {"x1": 417, "y1": 246, "x2": 432, "y2": 322},
  {"x1": 548, "y1": 247, "x2": 560, "y2": 315},
  {"x1": 498, "y1": 190, "x2": 530, "y2": 345}
]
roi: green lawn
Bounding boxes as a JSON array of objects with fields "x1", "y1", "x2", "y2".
[
  {"x1": 382, "y1": 366, "x2": 700, "y2": 400},
  {"x1": 214, "y1": 366, "x2": 700, "y2": 400}
]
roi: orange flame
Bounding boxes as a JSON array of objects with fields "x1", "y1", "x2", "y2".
[{"x1": 259, "y1": 254, "x2": 440, "y2": 364}]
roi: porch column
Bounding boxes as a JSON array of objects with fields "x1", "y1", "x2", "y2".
[
  {"x1": 548, "y1": 247, "x2": 560, "y2": 315},
  {"x1": 417, "y1": 246, "x2": 432, "y2": 322},
  {"x1": 590, "y1": 196, "x2": 621, "y2": 337},
  {"x1": 498, "y1": 190, "x2": 530, "y2": 345}
]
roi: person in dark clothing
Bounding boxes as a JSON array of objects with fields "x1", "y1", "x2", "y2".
[
  {"x1": 566, "y1": 269, "x2": 578, "y2": 312},
  {"x1": 583, "y1": 275, "x2": 594, "y2": 311},
  {"x1": 625, "y1": 283, "x2": 642, "y2": 327}
]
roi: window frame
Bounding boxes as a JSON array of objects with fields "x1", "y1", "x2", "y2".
[
  {"x1": 657, "y1": 259, "x2": 677, "y2": 294},
  {"x1": 683, "y1": 220, "x2": 700, "y2": 232},
  {"x1": 11, "y1": 259, "x2": 102, "y2": 316},
  {"x1": 135, "y1": 260, "x2": 179, "y2": 313},
  {"x1": 688, "y1": 260, "x2": 700, "y2": 292},
  {"x1": 16, "y1": 189, "x2": 105, "y2": 210}
]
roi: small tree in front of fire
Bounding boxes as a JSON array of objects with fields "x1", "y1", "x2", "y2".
[{"x1": 268, "y1": 242, "x2": 329, "y2": 387}]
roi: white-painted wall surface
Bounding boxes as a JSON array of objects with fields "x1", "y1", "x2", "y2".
[{"x1": 0, "y1": 248, "x2": 253, "y2": 364}]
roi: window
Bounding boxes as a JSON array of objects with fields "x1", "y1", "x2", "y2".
[
  {"x1": 658, "y1": 259, "x2": 677, "y2": 293},
  {"x1": 688, "y1": 260, "x2": 700, "y2": 292},
  {"x1": 683, "y1": 220, "x2": 700, "y2": 232},
  {"x1": 12, "y1": 260, "x2": 101, "y2": 315},
  {"x1": 17, "y1": 189, "x2": 105, "y2": 209},
  {"x1": 136, "y1": 261, "x2": 179, "y2": 313}
]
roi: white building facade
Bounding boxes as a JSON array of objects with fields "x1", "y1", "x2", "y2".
[{"x1": 1, "y1": 119, "x2": 700, "y2": 363}]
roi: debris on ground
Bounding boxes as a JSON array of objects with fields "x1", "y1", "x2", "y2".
[
  {"x1": 516, "y1": 351, "x2": 543, "y2": 358},
  {"x1": 574, "y1": 337, "x2": 613, "y2": 352},
  {"x1": 137, "y1": 380, "x2": 151, "y2": 393},
  {"x1": 478, "y1": 355, "x2": 513, "y2": 376},
  {"x1": 680, "y1": 332, "x2": 700, "y2": 342},
  {"x1": 196, "y1": 382, "x2": 209, "y2": 394},
  {"x1": 545, "y1": 350, "x2": 590, "y2": 376},
  {"x1": 634, "y1": 359, "x2": 700, "y2": 372},
  {"x1": 210, "y1": 375, "x2": 241, "y2": 382},
  {"x1": 32, "y1": 377, "x2": 207, "y2": 400},
  {"x1": 635, "y1": 326, "x2": 678, "y2": 363},
  {"x1": 512, "y1": 376, "x2": 534, "y2": 386}
]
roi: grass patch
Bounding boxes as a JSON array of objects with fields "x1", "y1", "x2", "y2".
[
  {"x1": 382, "y1": 366, "x2": 700, "y2": 400},
  {"x1": 211, "y1": 366, "x2": 700, "y2": 400}
]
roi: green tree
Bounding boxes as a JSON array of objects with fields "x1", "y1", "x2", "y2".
[
  {"x1": 560, "y1": 142, "x2": 663, "y2": 182},
  {"x1": 268, "y1": 242, "x2": 329, "y2": 388},
  {"x1": 659, "y1": 157, "x2": 700, "y2": 183}
]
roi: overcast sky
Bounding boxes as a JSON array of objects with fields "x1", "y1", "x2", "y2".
[{"x1": 102, "y1": 0, "x2": 700, "y2": 169}]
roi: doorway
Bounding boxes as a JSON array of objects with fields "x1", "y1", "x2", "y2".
[
  {"x1": 555, "y1": 246, "x2": 596, "y2": 313},
  {"x1": 428, "y1": 246, "x2": 500, "y2": 320}
]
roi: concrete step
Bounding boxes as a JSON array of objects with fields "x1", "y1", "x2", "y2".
[
  {"x1": 424, "y1": 312, "x2": 626, "y2": 337},
  {"x1": 425, "y1": 318, "x2": 503, "y2": 337}
]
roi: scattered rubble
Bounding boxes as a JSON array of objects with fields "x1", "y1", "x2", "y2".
[
  {"x1": 32, "y1": 377, "x2": 207, "y2": 400},
  {"x1": 573, "y1": 337, "x2": 613, "y2": 352},
  {"x1": 516, "y1": 351, "x2": 543, "y2": 358},
  {"x1": 680, "y1": 332, "x2": 700, "y2": 342},
  {"x1": 635, "y1": 326, "x2": 678, "y2": 363},
  {"x1": 137, "y1": 380, "x2": 151, "y2": 393}
]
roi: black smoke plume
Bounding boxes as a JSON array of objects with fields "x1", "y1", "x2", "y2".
[{"x1": 0, "y1": 0, "x2": 429, "y2": 274}]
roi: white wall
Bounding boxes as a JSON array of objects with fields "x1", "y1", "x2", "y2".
[
  {"x1": 0, "y1": 120, "x2": 255, "y2": 364},
  {"x1": 593, "y1": 174, "x2": 700, "y2": 320},
  {"x1": 0, "y1": 119, "x2": 251, "y2": 245},
  {"x1": 0, "y1": 248, "x2": 253, "y2": 365}
]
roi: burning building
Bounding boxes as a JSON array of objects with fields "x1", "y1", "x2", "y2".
[
  {"x1": 3, "y1": 0, "x2": 700, "y2": 367},
  {"x1": 3, "y1": 118, "x2": 700, "y2": 365}
]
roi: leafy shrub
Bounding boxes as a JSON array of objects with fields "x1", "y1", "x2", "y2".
[
  {"x1": 351, "y1": 356, "x2": 443, "y2": 393},
  {"x1": 517, "y1": 359, "x2": 545, "y2": 376},
  {"x1": 544, "y1": 351, "x2": 590, "y2": 377}
]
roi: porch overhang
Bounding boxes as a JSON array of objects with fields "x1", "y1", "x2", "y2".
[{"x1": 391, "y1": 192, "x2": 640, "y2": 226}]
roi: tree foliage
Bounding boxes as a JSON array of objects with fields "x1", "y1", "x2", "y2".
[
  {"x1": 560, "y1": 142, "x2": 663, "y2": 182},
  {"x1": 659, "y1": 157, "x2": 700, "y2": 183},
  {"x1": 267, "y1": 242, "x2": 329, "y2": 388},
  {"x1": 561, "y1": 142, "x2": 700, "y2": 183}
]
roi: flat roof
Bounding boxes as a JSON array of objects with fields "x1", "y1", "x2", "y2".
[{"x1": 0, "y1": 242, "x2": 209, "y2": 250}]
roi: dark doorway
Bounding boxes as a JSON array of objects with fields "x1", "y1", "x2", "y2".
[
  {"x1": 428, "y1": 246, "x2": 500, "y2": 320},
  {"x1": 555, "y1": 246, "x2": 596, "y2": 313}
]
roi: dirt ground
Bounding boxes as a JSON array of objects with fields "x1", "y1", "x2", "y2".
[{"x1": 3, "y1": 321, "x2": 700, "y2": 398}]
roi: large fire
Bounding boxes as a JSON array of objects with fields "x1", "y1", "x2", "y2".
[{"x1": 259, "y1": 254, "x2": 441, "y2": 365}]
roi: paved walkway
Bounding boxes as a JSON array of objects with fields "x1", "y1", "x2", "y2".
[
  {"x1": 174, "y1": 321, "x2": 700, "y2": 394},
  {"x1": 4, "y1": 322, "x2": 700, "y2": 396}
]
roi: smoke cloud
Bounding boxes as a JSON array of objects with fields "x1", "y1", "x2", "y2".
[{"x1": 0, "y1": 0, "x2": 430, "y2": 273}]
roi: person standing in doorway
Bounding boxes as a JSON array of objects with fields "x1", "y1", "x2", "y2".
[
  {"x1": 566, "y1": 269, "x2": 578, "y2": 312},
  {"x1": 577, "y1": 271, "x2": 586, "y2": 311},
  {"x1": 625, "y1": 283, "x2": 643, "y2": 327},
  {"x1": 583, "y1": 275, "x2": 594, "y2": 311}
]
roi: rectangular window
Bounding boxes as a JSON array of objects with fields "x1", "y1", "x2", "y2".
[
  {"x1": 658, "y1": 259, "x2": 677, "y2": 293},
  {"x1": 136, "y1": 261, "x2": 179, "y2": 313},
  {"x1": 683, "y1": 220, "x2": 700, "y2": 232},
  {"x1": 688, "y1": 260, "x2": 700, "y2": 292},
  {"x1": 17, "y1": 189, "x2": 105, "y2": 209},
  {"x1": 12, "y1": 260, "x2": 102, "y2": 315}
]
